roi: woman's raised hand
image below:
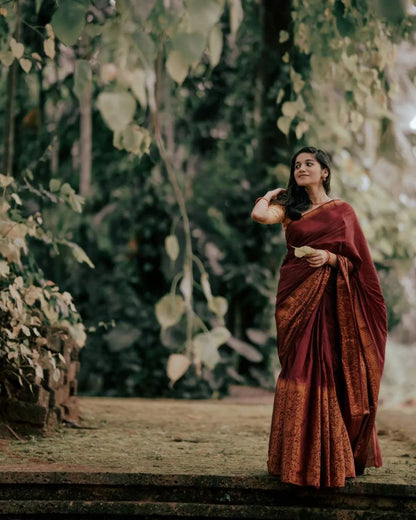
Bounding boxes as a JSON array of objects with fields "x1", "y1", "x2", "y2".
[{"x1": 265, "y1": 187, "x2": 285, "y2": 201}]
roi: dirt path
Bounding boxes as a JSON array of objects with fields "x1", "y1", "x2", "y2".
[{"x1": 0, "y1": 396, "x2": 415, "y2": 485}]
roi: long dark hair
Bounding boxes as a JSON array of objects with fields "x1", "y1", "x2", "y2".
[{"x1": 273, "y1": 146, "x2": 332, "y2": 221}]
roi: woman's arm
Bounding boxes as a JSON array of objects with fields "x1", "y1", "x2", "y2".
[{"x1": 251, "y1": 188, "x2": 286, "y2": 225}]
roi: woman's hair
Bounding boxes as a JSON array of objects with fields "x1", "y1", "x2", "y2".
[{"x1": 273, "y1": 146, "x2": 332, "y2": 221}]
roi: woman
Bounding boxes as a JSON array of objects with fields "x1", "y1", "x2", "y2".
[{"x1": 251, "y1": 147, "x2": 387, "y2": 488}]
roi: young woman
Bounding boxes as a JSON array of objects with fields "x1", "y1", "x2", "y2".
[{"x1": 251, "y1": 147, "x2": 387, "y2": 488}]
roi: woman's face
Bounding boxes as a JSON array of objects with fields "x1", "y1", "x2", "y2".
[{"x1": 293, "y1": 153, "x2": 328, "y2": 188}]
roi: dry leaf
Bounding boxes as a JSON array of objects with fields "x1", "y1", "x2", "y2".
[{"x1": 294, "y1": 245, "x2": 316, "y2": 258}]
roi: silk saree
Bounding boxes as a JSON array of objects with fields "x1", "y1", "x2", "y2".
[{"x1": 267, "y1": 200, "x2": 387, "y2": 488}]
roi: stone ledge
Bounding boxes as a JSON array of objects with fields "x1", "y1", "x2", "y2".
[
  {"x1": 0, "y1": 472, "x2": 415, "y2": 519},
  {"x1": 0, "y1": 471, "x2": 415, "y2": 496}
]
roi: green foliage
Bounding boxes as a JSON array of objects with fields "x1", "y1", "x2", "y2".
[
  {"x1": 51, "y1": 0, "x2": 89, "y2": 46},
  {"x1": 0, "y1": 172, "x2": 88, "y2": 392},
  {"x1": 2, "y1": 0, "x2": 416, "y2": 401}
]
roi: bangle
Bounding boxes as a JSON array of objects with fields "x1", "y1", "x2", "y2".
[
  {"x1": 324, "y1": 250, "x2": 331, "y2": 265},
  {"x1": 255, "y1": 197, "x2": 270, "y2": 205}
]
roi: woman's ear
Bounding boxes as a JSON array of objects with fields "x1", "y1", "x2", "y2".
[{"x1": 322, "y1": 168, "x2": 328, "y2": 180}]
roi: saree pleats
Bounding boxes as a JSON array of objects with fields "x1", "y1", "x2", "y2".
[{"x1": 268, "y1": 200, "x2": 386, "y2": 488}]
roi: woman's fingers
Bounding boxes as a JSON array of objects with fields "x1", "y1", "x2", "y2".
[{"x1": 305, "y1": 250, "x2": 327, "y2": 267}]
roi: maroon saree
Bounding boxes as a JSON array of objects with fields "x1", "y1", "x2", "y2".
[{"x1": 267, "y1": 200, "x2": 387, "y2": 488}]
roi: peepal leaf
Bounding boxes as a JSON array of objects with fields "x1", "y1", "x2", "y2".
[
  {"x1": 19, "y1": 58, "x2": 32, "y2": 73},
  {"x1": 193, "y1": 327, "x2": 231, "y2": 369},
  {"x1": 10, "y1": 38, "x2": 24, "y2": 59},
  {"x1": 208, "y1": 296, "x2": 228, "y2": 317},
  {"x1": 51, "y1": 0, "x2": 89, "y2": 46},
  {"x1": 155, "y1": 294, "x2": 185, "y2": 329},
  {"x1": 208, "y1": 25, "x2": 223, "y2": 68},
  {"x1": 167, "y1": 353, "x2": 191, "y2": 386},
  {"x1": 0, "y1": 174, "x2": 14, "y2": 188},
  {"x1": 187, "y1": 0, "x2": 223, "y2": 33},
  {"x1": 166, "y1": 51, "x2": 189, "y2": 84},
  {"x1": 165, "y1": 235, "x2": 180, "y2": 262},
  {"x1": 171, "y1": 33, "x2": 206, "y2": 65},
  {"x1": 229, "y1": 0, "x2": 244, "y2": 36},
  {"x1": 294, "y1": 245, "x2": 317, "y2": 258},
  {"x1": 97, "y1": 92, "x2": 136, "y2": 132}
]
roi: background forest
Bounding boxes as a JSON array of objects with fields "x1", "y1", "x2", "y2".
[{"x1": 1, "y1": 0, "x2": 416, "y2": 401}]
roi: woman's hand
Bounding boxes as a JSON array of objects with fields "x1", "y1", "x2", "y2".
[
  {"x1": 265, "y1": 187, "x2": 285, "y2": 202},
  {"x1": 251, "y1": 188, "x2": 285, "y2": 225},
  {"x1": 305, "y1": 249, "x2": 332, "y2": 268}
]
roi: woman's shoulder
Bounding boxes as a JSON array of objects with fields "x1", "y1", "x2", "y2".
[{"x1": 331, "y1": 199, "x2": 355, "y2": 212}]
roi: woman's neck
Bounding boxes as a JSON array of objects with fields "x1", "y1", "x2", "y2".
[{"x1": 305, "y1": 186, "x2": 330, "y2": 204}]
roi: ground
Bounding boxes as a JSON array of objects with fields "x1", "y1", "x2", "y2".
[{"x1": 0, "y1": 388, "x2": 415, "y2": 486}]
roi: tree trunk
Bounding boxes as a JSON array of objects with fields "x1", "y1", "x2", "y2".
[
  {"x1": 79, "y1": 73, "x2": 92, "y2": 196},
  {"x1": 3, "y1": 0, "x2": 22, "y2": 177},
  {"x1": 3, "y1": 62, "x2": 18, "y2": 176}
]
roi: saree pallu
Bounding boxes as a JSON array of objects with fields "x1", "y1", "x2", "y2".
[{"x1": 267, "y1": 200, "x2": 387, "y2": 488}]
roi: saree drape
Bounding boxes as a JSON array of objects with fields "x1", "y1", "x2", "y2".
[{"x1": 267, "y1": 200, "x2": 387, "y2": 488}]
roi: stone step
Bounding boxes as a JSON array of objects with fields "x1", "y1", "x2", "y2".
[{"x1": 0, "y1": 472, "x2": 415, "y2": 519}]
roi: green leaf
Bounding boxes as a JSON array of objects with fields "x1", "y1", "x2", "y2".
[
  {"x1": 171, "y1": 32, "x2": 206, "y2": 65},
  {"x1": 51, "y1": 0, "x2": 89, "y2": 46},
  {"x1": 49, "y1": 178, "x2": 61, "y2": 192},
  {"x1": 187, "y1": 0, "x2": 223, "y2": 33},
  {"x1": 0, "y1": 174, "x2": 14, "y2": 188},
  {"x1": 281, "y1": 97, "x2": 305, "y2": 118},
  {"x1": 62, "y1": 240, "x2": 95, "y2": 268},
  {"x1": 43, "y1": 38, "x2": 55, "y2": 59},
  {"x1": 155, "y1": 294, "x2": 185, "y2": 329},
  {"x1": 10, "y1": 38, "x2": 24, "y2": 59},
  {"x1": 128, "y1": 69, "x2": 147, "y2": 108},
  {"x1": 193, "y1": 327, "x2": 231, "y2": 369},
  {"x1": 279, "y1": 30, "x2": 290, "y2": 43},
  {"x1": 132, "y1": 32, "x2": 156, "y2": 70},
  {"x1": 113, "y1": 124, "x2": 151, "y2": 156},
  {"x1": 19, "y1": 58, "x2": 32, "y2": 74},
  {"x1": 0, "y1": 50, "x2": 14, "y2": 67},
  {"x1": 36, "y1": 0, "x2": 43, "y2": 13},
  {"x1": 227, "y1": 336, "x2": 263, "y2": 362},
  {"x1": 277, "y1": 116, "x2": 292, "y2": 136},
  {"x1": 290, "y1": 68, "x2": 305, "y2": 94},
  {"x1": 74, "y1": 59, "x2": 91, "y2": 100},
  {"x1": 10, "y1": 193, "x2": 22, "y2": 206},
  {"x1": 166, "y1": 50, "x2": 189, "y2": 84},
  {"x1": 374, "y1": 0, "x2": 407, "y2": 21},
  {"x1": 246, "y1": 328, "x2": 268, "y2": 345},
  {"x1": 165, "y1": 235, "x2": 180, "y2": 262},
  {"x1": 0, "y1": 260, "x2": 10, "y2": 277},
  {"x1": 208, "y1": 25, "x2": 223, "y2": 68},
  {"x1": 229, "y1": 0, "x2": 243, "y2": 36},
  {"x1": 167, "y1": 353, "x2": 191, "y2": 386},
  {"x1": 295, "y1": 121, "x2": 309, "y2": 139},
  {"x1": 97, "y1": 92, "x2": 137, "y2": 132},
  {"x1": 208, "y1": 296, "x2": 228, "y2": 317}
]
